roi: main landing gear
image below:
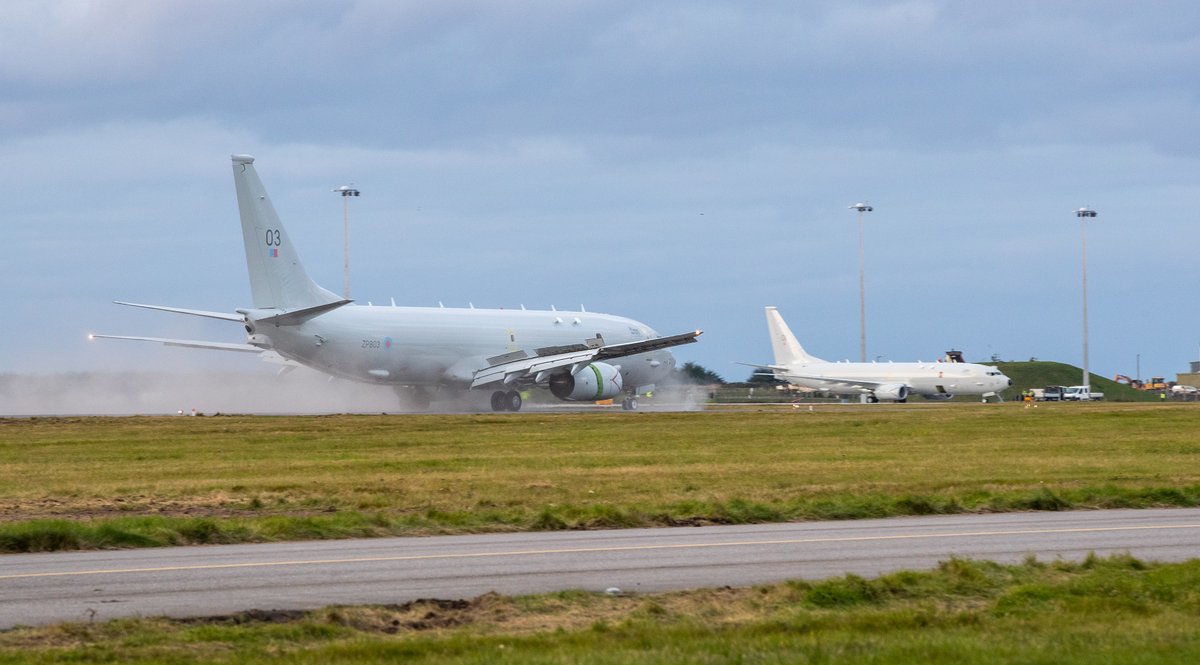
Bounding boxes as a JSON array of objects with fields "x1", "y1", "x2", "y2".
[
  {"x1": 621, "y1": 396, "x2": 639, "y2": 411},
  {"x1": 490, "y1": 390, "x2": 523, "y2": 412}
]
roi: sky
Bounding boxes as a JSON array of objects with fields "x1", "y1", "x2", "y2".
[{"x1": 3, "y1": 0, "x2": 1199, "y2": 389}]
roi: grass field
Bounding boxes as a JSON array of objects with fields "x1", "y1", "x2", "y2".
[
  {"x1": 2, "y1": 403, "x2": 1199, "y2": 552},
  {"x1": 2, "y1": 554, "x2": 1198, "y2": 663},
  {"x1": 4, "y1": 404, "x2": 1200, "y2": 661}
]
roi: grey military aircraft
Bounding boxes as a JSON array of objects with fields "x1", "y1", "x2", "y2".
[{"x1": 92, "y1": 155, "x2": 700, "y2": 411}]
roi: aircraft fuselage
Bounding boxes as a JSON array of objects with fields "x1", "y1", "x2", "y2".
[
  {"x1": 246, "y1": 305, "x2": 675, "y2": 390},
  {"x1": 778, "y1": 361, "x2": 1008, "y2": 397}
]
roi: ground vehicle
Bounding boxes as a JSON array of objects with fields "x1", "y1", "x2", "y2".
[
  {"x1": 1142, "y1": 377, "x2": 1170, "y2": 391},
  {"x1": 1040, "y1": 386, "x2": 1066, "y2": 401},
  {"x1": 1113, "y1": 374, "x2": 1144, "y2": 389},
  {"x1": 1062, "y1": 385, "x2": 1104, "y2": 401}
]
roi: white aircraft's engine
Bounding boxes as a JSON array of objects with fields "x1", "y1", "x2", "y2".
[
  {"x1": 549, "y1": 363, "x2": 624, "y2": 401},
  {"x1": 921, "y1": 393, "x2": 953, "y2": 401},
  {"x1": 873, "y1": 384, "x2": 910, "y2": 401}
]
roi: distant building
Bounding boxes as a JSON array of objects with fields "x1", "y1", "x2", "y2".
[{"x1": 1176, "y1": 361, "x2": 1200, "y2": 389}]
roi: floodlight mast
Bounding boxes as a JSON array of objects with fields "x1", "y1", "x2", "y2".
[
  {"x1": 850, "y1": 202, "x2": 873, "y2": 362},
  {"x1": 334, "y1": 185, "x2": 360, "y2": 299},
  {"x1": 1075, "y1": 206, "x2": 1097, "y2": 389}
]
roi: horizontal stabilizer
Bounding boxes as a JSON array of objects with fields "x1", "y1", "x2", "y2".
[
  {"x1": 89, "y1": 334, "x2": 262, "y2": 353},
  {"x1": 241, "y1": 299, "x2": 353, "y2": 327},
  {"x1": 114, "y1": 301, "x2": 243, "y2": 322},
  {"x1": 735, "y1": 361, "x2": 789, "y2": 372}
]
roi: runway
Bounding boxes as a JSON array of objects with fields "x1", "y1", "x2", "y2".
[{"x1": 3, "y1": 508, "x2": 1199, "y2": 629}]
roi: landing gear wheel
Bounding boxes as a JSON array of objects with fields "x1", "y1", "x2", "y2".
[
  {"x1": 867, "y1": 395, "x2": 879, "y2": 404},
  {"x1": 490, "y1": 391, "x2": 506, "y2": 412},
  {"x1": 505, "y1": 390, "x2": 523, "y2": 412},
  {"x1": 621, "y1": 396, "x2": 639, "y2": 411},
  {"x1": 409, "y1": 389, "x2": 432, "y2": 411}
]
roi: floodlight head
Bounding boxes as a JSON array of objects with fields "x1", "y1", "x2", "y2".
[
  {"x1": 850, "y1": 203, "x2": 873, "y2": 212},
  {"x1": 1075, "y1": 207, "x2": 1097, "y2": 218},
  {"x1": 334, "y1": 185, "x2": 360, "y2": 197}
]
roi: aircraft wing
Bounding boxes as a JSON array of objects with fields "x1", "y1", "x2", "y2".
[
  {"x1": 782, "y1": 373, "x2": 892, "y2": 390},
  {"x1": 594, "y1": 330, "x2": 703, "y2": 361},
  {"x1": 735, "y1": 363, "x2": 894, "y2": 391},
  {"x1": 470, "y1": 329, "x2": 702, "y2": 390},
  {"x1": 89, "y1": 334, "x2": 262, "y2": 353}
]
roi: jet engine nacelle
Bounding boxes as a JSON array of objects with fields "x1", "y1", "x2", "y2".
[
  {"x1": 549, "y1": 362, "x2": 624, "y2": 401},
  {"x1": 920, "y1": 393, "x2": 954, "y2": 401},
  {"x1": 873, "y1": 383, "x2": 909, "y2": 401}
]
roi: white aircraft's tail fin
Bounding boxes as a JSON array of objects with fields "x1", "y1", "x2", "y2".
[
  {"x1": 765, "y1": 306, "x2": 824, "y2": 365},
  {"x1": 232, "y1": 155, "x2": 342, "y2": 311}
]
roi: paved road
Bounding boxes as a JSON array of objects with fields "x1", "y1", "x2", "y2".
[{"x1": 3, "y1": 508, "x2": 1199, "y2": 628}]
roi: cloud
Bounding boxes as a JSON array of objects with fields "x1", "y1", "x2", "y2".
[{"x1": 2, "y1": 1, "x2": 1199, "y2": 383}]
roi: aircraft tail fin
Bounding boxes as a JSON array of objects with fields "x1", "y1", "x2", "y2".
[
  {"x1": 765, "y1": 306, "x2": 823, "y2": 365},
  {"x1": 232, "y1": 154, "x2": 342, "y2": 311}
]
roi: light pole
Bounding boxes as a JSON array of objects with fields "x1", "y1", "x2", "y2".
[
  {"x1": 1075, "y1": 206, "x2": 1097, "y2": 388},
  {"x1": 334, "y1": 185, "x2": 360, "y2": 299},
  {"x1": 850, "y1": 203, "x2": 873, "y2": 362}
]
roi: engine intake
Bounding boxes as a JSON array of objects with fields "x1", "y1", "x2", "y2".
[{"x1": 549, "y1": 362, "x2": 623, "y2": 401}]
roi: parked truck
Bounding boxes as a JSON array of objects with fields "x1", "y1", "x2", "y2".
[
  {"x1": 1062, "y1": 385, "x2": 1104, "y2": 401},
  {"x1": 1039, "y1": 385, "x2": 1066, "y2": 401}
]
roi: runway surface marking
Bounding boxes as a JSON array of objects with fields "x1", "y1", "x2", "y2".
[{"x1": 6, "y1": 522, "x2": 1198, "y2": 581}]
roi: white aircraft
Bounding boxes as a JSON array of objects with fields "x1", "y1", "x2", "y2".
[
  {"x1": 91, "y1": 154, "x2": 700, "y2": 412},
  {"x1": 745, "y1": 306, "x2": 1010, "y2": 402}
]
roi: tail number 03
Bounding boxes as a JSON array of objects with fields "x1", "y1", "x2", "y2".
[{"x1": 265, "y1": 229, "x2": 281, "y2": 246}]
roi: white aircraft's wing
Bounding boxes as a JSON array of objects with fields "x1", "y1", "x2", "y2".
[
  {"x1": 470, "y1": 330, "x2": 702, "y2": 389},
  {"x1": 89, "y1": 334, "x2": 262, "y2": 353},
  {"x1": 114, "y1": 301, "x2": 244, "y2": 322},
  {"x1": 782, "y1": 373, "x2": 891, "y2": 390},
  {"x1": 734, "y1": 362, "x2": 892, "y2": 391}
]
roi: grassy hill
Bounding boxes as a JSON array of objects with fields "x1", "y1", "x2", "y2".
[{"x1": 984, "y1": 360, "x2": 1161, "y2": 402}]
